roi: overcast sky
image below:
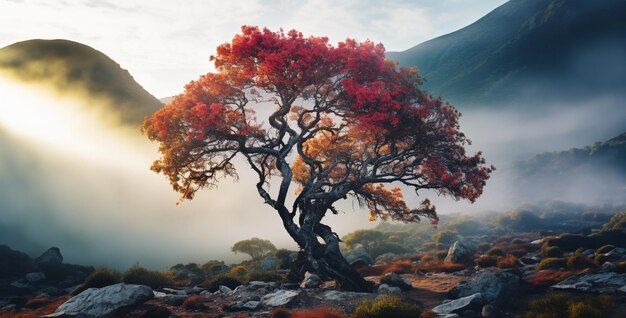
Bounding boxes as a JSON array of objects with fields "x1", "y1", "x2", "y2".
[{"x1": 0, "y1": 0, "x2": 506, "y2": 97}]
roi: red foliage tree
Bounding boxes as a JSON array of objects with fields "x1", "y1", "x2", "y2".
[{"x1": 142, "y1": 26, "x2": 493, "y2": 291}]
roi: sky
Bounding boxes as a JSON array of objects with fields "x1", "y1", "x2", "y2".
[{"x1": 0, "y1": 0, "x2": 506, "y2": 97}]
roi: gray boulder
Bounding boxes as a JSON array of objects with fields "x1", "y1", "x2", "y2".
[
  {"x1": 343, "y1": 248, "x2": 374, "y2": 267},
  {"x1": 377, "y1": 284, "x2": 401, "y2": 295},
  {"x1": 260, "y1": 289, "x2": 300, "y2": 307},
  {"x1": 552, "y1": 272, "x2": 626, "y2": 294},
  {"x1": 432, "y1": 293, "x2": 484, "y2": 315},
  {"x1": 444, "y1": 241, "x2": 475, "y2": 263},
  {"x1": 300, "y1": 271, "x2": 322, "y2": 288},
  {"x1": 55, "y1": 283, "x2": 153, "y2": 317},
  {"x1": 25, "y1": 272, "x2": 46, "y2": 283},
  {"x1": 35, "y1": 247, "x2": 63, "y2": 265},
  {"x1": 449, "y1": 270, "x2": 519, "y2": 305},
  {"x1": 380, "y1": 272, "x2": 412, "y2": 290},
  {"x1": 260, "y1": 257, "x2": 278, "y2": 270},
  {"x1": 481, "y1": 304, "x2": 497, "y2": 318}
]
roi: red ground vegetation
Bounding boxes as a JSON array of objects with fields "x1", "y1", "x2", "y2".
[{"x1": 272, "y1": 307, "x2": 346, "y2": 318}]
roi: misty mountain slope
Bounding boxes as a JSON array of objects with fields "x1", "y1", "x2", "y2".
[
  {"x1": 387, "y1": 0, "x2": 626, "y2": 105},
  {"x1": 512, "y1": 131, "x2": 626, "y2": 202},
  {"x1": 0, "y1": 39, "x2": 162, "y2": 125}
]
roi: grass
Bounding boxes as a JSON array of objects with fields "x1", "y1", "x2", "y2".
[
  {"x1": 527, "y1": 270, "x2": 573, "y2": 287},
  {"x1": 123, "y1": 264, "x2": 172, "y2": 289},
  {"x1": 272, "y1": 307, "x2": 346, "y2": 318},
  {"x1": 384, "y1": 260, "x2": 417, "y2": 274},
  {"x1": 73, "y1": 267, "x2": 121, "y2": 295},
  {"x1": 523, "y1": 293, "x2": 614, "y2": 318},
  {"x1": 354, "y1": 295, "x2": 423, "y2": 318},
  {"x1": 537, "y1": 258, "x2": 567, "y2": 270}
]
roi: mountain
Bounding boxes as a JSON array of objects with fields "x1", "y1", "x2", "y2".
[
  {"x1": 0, "y1": 39, "x2": 162, "y2": 125},
  {"x1": 387, "y1": 0, "x2": 626, "y2": 105}
]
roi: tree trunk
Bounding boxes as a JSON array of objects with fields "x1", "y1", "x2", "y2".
[{"x1": 285, "y1": 211, "x2": 373, "y2": 292}]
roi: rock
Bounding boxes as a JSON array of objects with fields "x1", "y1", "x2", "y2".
[
  {"x1": 343, "y1": 249, "x2": 374, "y2": 267},
  {"x1": 519, "y1": 257, "x2": 540, "y2": 265},
  {"x1": 280, "y1": 282, "x2": 299, "y2": 290},
  {"x1": 582, "y1": 249, "x2": 595, "y2": 256},
  {"x1": 162, "y1": 295, "x2": 186, "y2": 305},
  {"x1": 604, "y1": 248, "x2": 626, "y2": 261},
  {"x1": 323, "y1": 290, "x2": 372, "y2": 301},
  {"x1": 163, "y1": 287, "x2": 187, "y2": 295},
  {"x1": 449, "y1": 270, "x2": 519, "y2": 305},
  {"x1": 463, "y1": 309, "x2": 478, "y2": 318},
  {"x1": 248, "y1": 281, "x2": 272, "y2": 290},
  {"x1": 377, "y1": 284, "x2": 401, "y2": 295},
  {"x1": 602, "y1": 262, "x2": 617, "y2": 271},
  {"x1": 530, "y1": 239, "x2": 544, "y2": 245},
  {"x1": 260, "y1": 289, "x2": 300, "y2": 307},
  {"x1": 260, "y1": 257, "x2": 278, "y2": 270},
  {"x1": 55, "y1": 283, "x2": 153, "y2": 317},
  {"x1": 35, "y1": 247, "x2": 63, "y2": 265},
  {"x1": 219, "y1": 285, "x2": 233, "y2": 295},
  {"x1": 41, "y1": 286, "x2": 65, "y2": 297},
  {"x1": 552, "y1": 272, "x2": 626, "y2": 294},
  {"x1": 153, "y1": 291, "x2": 167, "y2": 298},
  {"x1": 380, "y1": 272, "x2": 412, "y2": 290},
  {"x1": 439, "y1": 314, "x2": 460, "y2": 318},
  {"x1": 432, "y1": 293, "x2": 484, "y2": 315},
  {"x1": 444, "y1": 241, "x2": 475, "y2": 263},
  {"x1": 481, "y1": 304, "x2": 497, "y2": 318},
  {"x1": 300, "y1": 272, "x2": 322, "y2": 288},
  {"x1": 25, "y1": 272, "x2": 46, "y2": 283},
  {"x1": 242, "y1": 300, "x2": 260, "y2": 309}
]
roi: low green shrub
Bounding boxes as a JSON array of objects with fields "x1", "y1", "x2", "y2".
[
  {"x1": 248, "y1": 270, "x2": 284, "y2": 283},
  {"x1": 544, "y1": 230, "x2": 626, "y2": 252},
  {"x1": 73, "y1": 267, "x2": 121, "y2": 295},
  {"x1": 123, "y1": 264, "x2": 172, "y2": 289},
  {"x1": 203, "y1": 274, "x2": 243, "y2": 292},
  {"x1": 229, "y1": 265, "x2": 249, "y2": 282},
  {"x1": 476, "y1": 255, "x2": 498, "y2": 268},
  {"x1": 524, "y1": 293, "x2": 614, "y2": 318},
  {"x1": 354, "y1": 295, "x2": 423, "y2": 318},
  {"x1": 566, "y1": 254, "x2": 595, "y2": 271},
  {"x1": 486, "y1": 247, "x2": 506, "y2": 257},
  {"x1": 542, "y1": 246, "x2": 564, "y2": 258},
  {"x1": 537, "y1": 258, "x2": 567, "y2": 270}
]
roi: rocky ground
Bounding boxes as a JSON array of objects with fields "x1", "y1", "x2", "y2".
[{"x1": 2, "y1": 223, "x2": 626, "y2": 317}]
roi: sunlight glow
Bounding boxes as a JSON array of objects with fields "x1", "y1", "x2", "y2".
[{"x1": 0, "y1": 75, "x2": 150, "y2": 168}]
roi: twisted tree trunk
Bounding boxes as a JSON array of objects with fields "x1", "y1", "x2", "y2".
[{"x1": 283, "y1": 204, "x2": 373, "y2": 292}]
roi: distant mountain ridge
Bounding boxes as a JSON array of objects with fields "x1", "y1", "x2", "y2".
[
  {"x1": 388, "y1": 0, "x2": 626, "y2": 106},
  {"x1": 0, "y1": 39, "x2": 162, "y2": 125}
]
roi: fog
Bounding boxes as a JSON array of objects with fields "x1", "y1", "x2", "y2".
[{"x1": 1, "y1": 69, "x2": 626, "y2": 270}]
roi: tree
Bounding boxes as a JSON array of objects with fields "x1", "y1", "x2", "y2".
[
  {"x1": 231, "y1": 237, "x2": 277, "y2": 260},
  {"x1": 142, "y1": 26, "x2": 493, "y2": 291}
]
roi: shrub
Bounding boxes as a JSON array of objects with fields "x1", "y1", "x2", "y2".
[
  {"x1": 357, "y1": 265, "x2": 385, "y2": 277},
  {"x1": 486, "y1": 247, "x2": 505, "y2": 257},
  {"x1": 496, "y1": 255, "x2": 518, "y2": 268},
  {"x1": 354, "y1": 296, "x2": 423, "y2": 318},
  {"x1": 593, "y1": 254, "x2": 608, "y2": 265},
  {"x1": 416, "y1": 260, "x2": 465, "y2": 273},
  {"x1": 596, "y1": 244, "x2": 615, "y2": 254},
  {"x1": 272, "y1": 307, "x2": 346, "y2": 318},
  {"x1": 523, "y1": 293, "x2": 614, "y2": 318},
  {"x1": 432, "y1": 230, "x2": 458, "y2": 245},
  {"x1": 615, "y1": 261, "x2": 626, "y2": 273},
  {"x1": 182, "y1": 295, "x2": 205, "y2": 310},
  {"x1": 73, "y1": 267, "x2": 121, "y2": 295},
  {"x1": 204, "y1": 274, "x2": 243, "y2": 292},
  {"x1": 342, "y1": 230, "x2": 413, "y2": 258},
  {"x1": 537, "y1": 258, "x2": 567, "y2": 270},
  {"x1": 544, "y1": 230, "x2": 626, "y2": 252},
  {"x1": 229, "y1": 265, "x2": 249, "y2": 281},
  {"x1": 384, "y1": 260, "x2": 416, "y2": 274},
  {"x1": 123, "y1": 265, "x2": 172, "y2": 289},
  {"x1": 476, "y1": 255, "x2": 498, "y2": 268},
  {"x1": 543, "y1": 246, "x2": 564, "y2": 258},
  {"x1": 527, "y1": 270, "x2": 573, "y2": 287},
  {"x1": 201, "y1": 260, "x2": 229, "y2": 276},
  {"x1": 566, "y1": 254, "x2": 595, "y2": 271},
  {"x1": 248, "y1": 270, "x2": 284, "y2": 283}
]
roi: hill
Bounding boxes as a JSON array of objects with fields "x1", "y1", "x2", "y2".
[
  {"x1": 387, "y1": 0, "x2": 626, "y2": 105},
  {"x1": 0, "y1": 39, "x2": 162, "y2": 125}
]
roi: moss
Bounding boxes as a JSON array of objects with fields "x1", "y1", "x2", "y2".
[
  {"x1": 354, "y1": 296, "x2": 423, "y2": 318},
  {"x1": 537, "y1": 258, "x2": 567, "y2": 270},
  {"x1": 123, "y1": 264, "x2": 172, "y2": 289},
  {"x1": 477, "y1": 255, "x2": 498, "y2": 268}
]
